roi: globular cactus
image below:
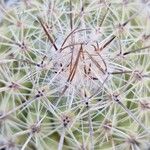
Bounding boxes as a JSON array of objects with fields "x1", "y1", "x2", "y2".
[{"x1": 0, "y1": 0, "x2": 150, "y2": 150}]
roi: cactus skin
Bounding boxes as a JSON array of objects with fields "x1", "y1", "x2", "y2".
[{"x1": 0, "y1": 0, "x2": 150, "y2": 150}]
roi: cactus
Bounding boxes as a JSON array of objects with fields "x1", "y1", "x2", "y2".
[{"x1": 0, "y1": 0, "x2": 150, "y2": 149}]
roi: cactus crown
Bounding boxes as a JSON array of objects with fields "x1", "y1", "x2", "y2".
[{"x1": 0, "y1": 0, "x2": 150, "y2": 149}]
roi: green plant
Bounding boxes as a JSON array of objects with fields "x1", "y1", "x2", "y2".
[{"x1": 0, "y1": 0, "x2": 150, "y2": 149}]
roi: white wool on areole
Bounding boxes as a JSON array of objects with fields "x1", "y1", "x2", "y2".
[{"x1": 50, "y1": 34, "x2": 113, "y2": 95}]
